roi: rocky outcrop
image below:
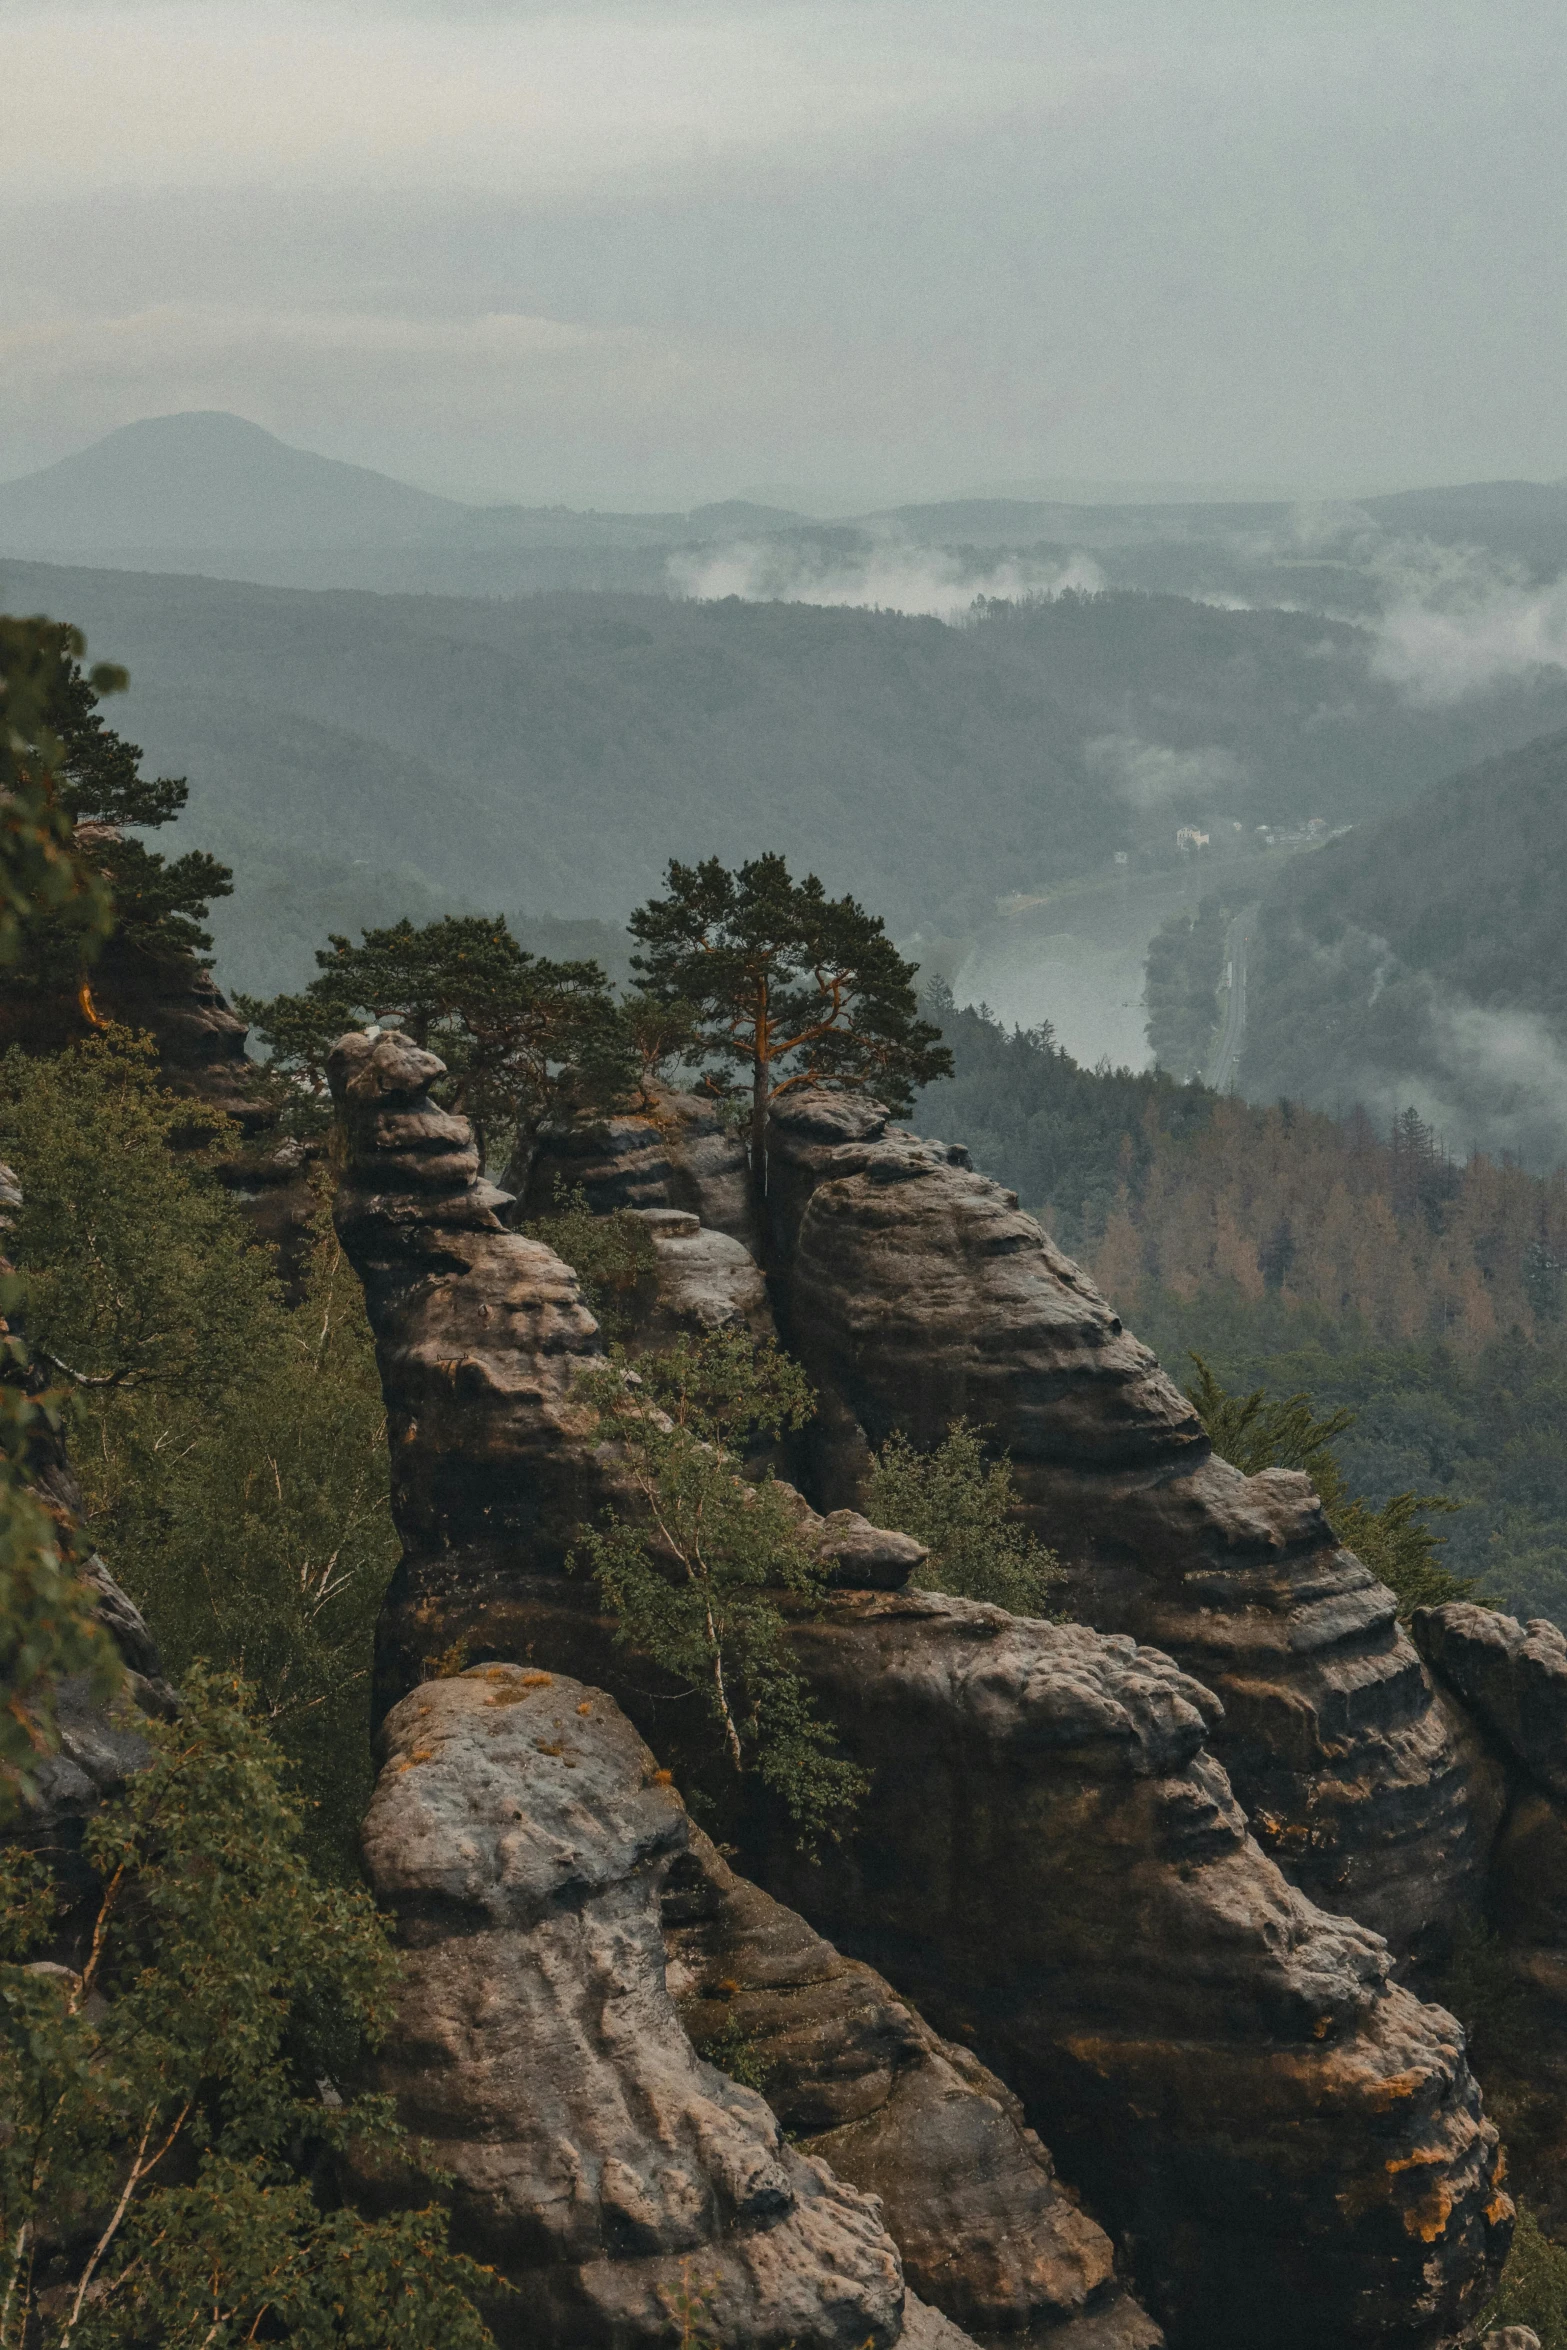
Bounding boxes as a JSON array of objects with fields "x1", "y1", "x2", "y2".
[
  {"x1": 763, "y1": 1091, "x2": 1500, "y2": 1961},
  {"x1": 513, "y1": 1579, "x2": 1511, "y2": 2350},
  {"x1": 1411, "y1": 1605, "x2": 1567, "y2": 1803},
  {"x1": 333, "y1": 1050, "x2": 1514, "y2": 2347},
  {"x1": 358, "y1": 1666, "x2": 908, "y2": 2350},
  {"x1": 623, "y1": 1206, "x2": 775, "y2": 1352},
  {"x1": 329, "y1": 1034, "x2": 913, "y2": 1715},
  {"x1": 0, "y1": 933, "x2": 270, "y2": 1132},
  {"x1": 1414, "y1": 1606, "x2": 1567, "y2": 2224},
  {"x1": 327, "y1": 1029, "x2": 618, "y2": 1715},
  {"x1": 523, "y1": 1088, "x2": 757, "y2": 1247},
  {"x1": 664, "y1": 1826, "x2": 1160, "y2": 2350}
]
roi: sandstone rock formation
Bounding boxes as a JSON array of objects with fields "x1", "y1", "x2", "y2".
[
  {"x1": 331, "y1": 1044, "x2": 1515, "y2": 2348},
  {"x1": 1413, "y1": 1605, "x2": 1567, "y2": 2226},
  {"x1": 622, "y1": 1206, "x2": 775, "y2": 1352},
  {"x1": 359, "y1": 1666, "x2": 908, "y2": 2350},
  {"x1": 516, "y1": 1578, "x2": 1512, "y2": 2350},
  {"x1": 0, "y1": 934, "x2": 270, "y2": 1132},
  {"x1": 664, "y1": 1825, "x2": 1160, "y2": 2350},
  {"x1": 1412, "y1": 1605, "x2": 1567, "y2": 1803},
  {"x1": 523, "y1": 1088, "x2": 758, "y2": 1247},
  {"x1": 762, "y1": 1091, "x2": 1501, "y2": 1962}
]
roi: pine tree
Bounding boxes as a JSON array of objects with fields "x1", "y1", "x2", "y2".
[{"x1": 628, "y1": 853, "x2": 951, "y2": 1215}]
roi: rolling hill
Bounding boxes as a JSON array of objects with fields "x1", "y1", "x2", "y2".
[
  {"x1": 1242, "y1": 726, "x2": 1567, "y2": 1166},
  {"x1": 8, "y1": 553, "x2": 1567, "y2": 1002}
]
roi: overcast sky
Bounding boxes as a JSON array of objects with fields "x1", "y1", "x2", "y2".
[{"x1": 7, "y1": 0, "x2": 1566, "y2": 508}]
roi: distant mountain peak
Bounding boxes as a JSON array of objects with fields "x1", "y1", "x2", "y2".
[{"x1": 0, "y1": 412, "x2": 467, "y2": 555}]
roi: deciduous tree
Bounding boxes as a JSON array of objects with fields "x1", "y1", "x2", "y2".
[{"x1": 570, "y1": 1330, "x2": 864, "y2": 1845}]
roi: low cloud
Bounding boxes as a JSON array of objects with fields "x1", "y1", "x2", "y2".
[
  {"x1": 1371, "y1": 569, "x2": 1567, "y2": 704},
  {"x1": 1083, "y1": 733, "x2": 1245, "y2": 808},
  {"x1": 666, "y1": 537, "x2": 1104, "y2": 622}
]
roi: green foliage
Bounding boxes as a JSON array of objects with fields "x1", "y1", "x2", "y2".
[
  {"x1": 571, "y1": 1330, "x2": 864, "y2": 1845},
  {"x1": 0, "y1": 1340, "x2": 118, "y2": 1815},
  {"x1": 1183, "y1": 1353, "x2": 1473, "y2": 1616},
  {"x1": 242, "y1": 913, "x2": 632, "y2": 1163},
  {"x1": 0, "y1": 1673, "x2": 497, "y2": 2350},
  {"x1": 1144, "y1": 896, "x2": 1226, "y2": 1077},
  {"x1": 695, "y1": 2014, "x2": 773, "y2": 2096},
  {"x1": 1483, "y1": 2205, "x2": 1567, "y2": 2350},
  {"x1": 0, "y1": 616, "x2": 120, "y2": 968},
  {"x1": 523, "y1": 1183, "x2": 658, "y2": 1336},
  {"x1": 629, "y1": 854, "x2": 951, "y2": 1191},
  {"x1": 2, "y1": 1031, "x2": 272, "y2": 1401},
  {"x1": 0, "y1": 1034, "x2": 396, "y2": 1871},
  {"x1": 865, "y1": 1420, "x2": 1064, "y2": 1615},
  {"x1": 46, "y1": 654, "x2": 230, "y2": 972}
]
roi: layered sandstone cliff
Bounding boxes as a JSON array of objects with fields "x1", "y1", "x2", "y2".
[
  {"x1": 329, "y1": 1040, "x2": 1514, "y2": 2350},
  {"x1": 761, "y1": 1091, "x2": 1501, "y2": 1962}
]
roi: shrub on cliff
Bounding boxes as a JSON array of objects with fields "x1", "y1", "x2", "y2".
[
  {"x1": 0, "y1": 1671, "x2": 497, "y2": 2350},
  {"x1": 866, "y1": 1419, "x2": 1064, "y2": 1616},
  {"x1": 0, "y1": 1032, "x2": 397, "y2": 1869},
  {"x1": 571, "y1": 1329, "x2": 865, "y2": 1845}
]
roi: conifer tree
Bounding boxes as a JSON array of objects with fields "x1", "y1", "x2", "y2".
[
  {"x1": 628, "y1": 853, "x2": 951, "y2": 1210},
  {"x1": 243, "y1": 914, "x2": 633, "y2": 1166}
]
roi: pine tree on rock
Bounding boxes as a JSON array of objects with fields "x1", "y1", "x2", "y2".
[{"x1": 628, "y1": 852, "x2": 951, "y2": 1215}]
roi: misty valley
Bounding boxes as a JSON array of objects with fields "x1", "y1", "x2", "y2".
[{"x1": 9, "y1": 408, "x2": 1567, "y2": 2350}]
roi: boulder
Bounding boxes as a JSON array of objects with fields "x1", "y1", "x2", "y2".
[
  {"x1": 764, "y1": 1091, "x2": 1501, "y2": 1961},
  {"x1": 358, "y1": 1667, "x2": 906, "y2": 2350},
  {"x1": 623, "y1": 1206, "x2": 775, "y2": 1350}
]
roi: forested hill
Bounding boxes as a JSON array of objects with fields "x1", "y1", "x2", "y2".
[
  {"x1": 1242, "y1": 726, "x2": 1567, "y2": 1168},
  {"x1": 7, "y1": 557, "x2": 1567, "y2": 995}
]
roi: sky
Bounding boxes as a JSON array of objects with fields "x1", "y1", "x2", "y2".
[{"x1": 6, "y1": 0, "x2": 1567, "y2": 509}]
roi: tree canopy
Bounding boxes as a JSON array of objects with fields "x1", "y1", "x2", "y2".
[
  {"x1": 4, "y1": 636, "x2": 231, "y2": 1005},
  {"x1": 629, "y1": 852, "x2": 951, "y2": 1199},
  {"x1": 0, "y1": 1673, "x2": 497, "y2": 2349},
  {"x1": 0, "y1": 617, "x2": 121, "y2": 972},
  {"x1": 1183, "y1": 1353, "x2": 1471, "y2": 1617},
  {"x1": 242, "y1": 914, "x2": 633, "y2": 1165}
]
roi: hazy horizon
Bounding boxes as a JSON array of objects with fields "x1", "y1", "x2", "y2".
[{"x1": 8, "y1": 2, "x2": 1567, "y2": 509}]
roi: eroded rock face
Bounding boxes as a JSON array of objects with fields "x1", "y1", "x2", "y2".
[
  {"x1": 1411, "y1": 1605, "x2": 1567, "y2": 1802},
  {"x1": 336, "y1": 1054, "x2": 1512, "y2": 2347},
  {"x1": 523, "y1": 1088, "x2": 757, "y2": 1247},
  {"x1": 624, "y1": 1207, "x2": 775, "y2": 1351},
  {"x1": 663, "y1": 1826, "x2": 1161, "y2": 2350},
  {"x1": 744, "y1": 1589, "x2": 1510, "y2": 2350},
  {"x1": 359, "y1": 1667, "x2": 906, "y2": 2350},
  {"x1": 327, "y1": 1031, "x2": 619, "y2": 1715},
  {"x1": 765, "y1": 1092, "x2": 1499, "y2": 1960}
]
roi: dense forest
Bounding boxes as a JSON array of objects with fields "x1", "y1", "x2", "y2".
[{"x1": 9, "y1": 557, "x2": 1567, "y2": 1000}]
